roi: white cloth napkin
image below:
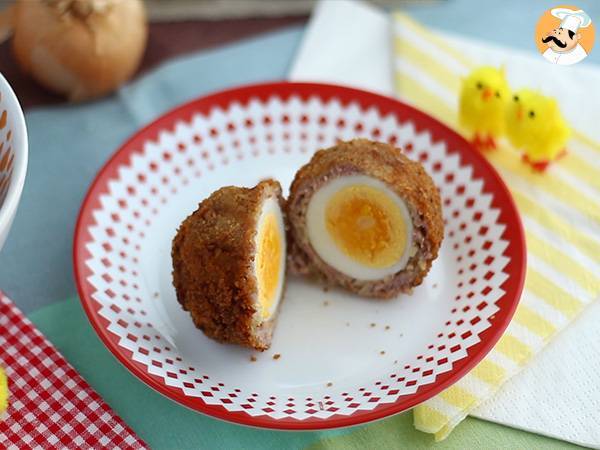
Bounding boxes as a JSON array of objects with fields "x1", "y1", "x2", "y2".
[
  {"x1": 290, "y1": 0, "x2": 394, "y2": 96},
  {"x1": 289, "y1": 1, "x2": 600, "y2": 447}
]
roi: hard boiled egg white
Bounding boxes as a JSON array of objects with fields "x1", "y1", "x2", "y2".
[
  {"x1": 254, "y1": 197, "x2": 286, "y2": 320},
  {"x1": 306, "y1": 175, "x2": 413, "y2": 281}
]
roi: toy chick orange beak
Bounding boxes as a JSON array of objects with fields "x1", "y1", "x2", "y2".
[
  {"x1": 516, "y1": 106, "x2": 523, "y2": 120},
  {"x1": 481, "y1": 88, "x2": 493, "y2": 101}
]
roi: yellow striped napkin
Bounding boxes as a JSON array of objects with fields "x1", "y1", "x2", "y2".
[{"x1": 391, "y1": 12, "x2": 600, "y2": 441}]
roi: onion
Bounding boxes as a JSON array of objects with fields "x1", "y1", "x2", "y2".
[{"x1": 7, "y1": 0, "x2": 147, "y2": 101}]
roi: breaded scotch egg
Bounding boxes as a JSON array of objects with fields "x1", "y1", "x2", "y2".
[
  {"x1": 287, "y1": 139, "x2": 443, "y2": 299},
  {"x1": 172, "y1": 179, "x2": 286, "y2": 350}
]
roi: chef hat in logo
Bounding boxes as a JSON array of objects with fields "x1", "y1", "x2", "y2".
[{"x1": 551, "y1": 8, "x2": 592, "y2": 33}]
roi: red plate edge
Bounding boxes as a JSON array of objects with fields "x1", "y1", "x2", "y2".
[{"x1": 73, "y1": 81, "x2": 527, "y2": 430}]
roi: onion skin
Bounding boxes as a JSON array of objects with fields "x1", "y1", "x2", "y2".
[{"x1": 12, "y1": 0, "x2": 148, "y2": 102}]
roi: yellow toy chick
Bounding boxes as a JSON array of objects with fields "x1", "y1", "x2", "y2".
[
  {"x1": 505, "y1": 89, "x2": 570, "y2": 172},
  {"x1": 459, "y1": 66, "x2": 510, "y2": 151},
  {"x1": 0, "y1": 366, "x2": 7, "y2": 414}
]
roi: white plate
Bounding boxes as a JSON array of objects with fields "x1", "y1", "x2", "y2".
[{"x1": 74, "y1": 82, "x2": 525, "y2": 429}]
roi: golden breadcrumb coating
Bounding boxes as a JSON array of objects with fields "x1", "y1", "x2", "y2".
[
  {"x1": 286, "y1": 139, "x2": 443, "y2": 298},
  {"x1": 172, "y1": 179, "x2": 285, "y2": 350}
]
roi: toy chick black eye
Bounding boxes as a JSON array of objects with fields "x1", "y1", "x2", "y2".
[
  {"x1": 495, "y1": 91, "x2": 501, "y2": 98},
  {"x1": 529, "y1": 110, "x2": 535, "y2": 119},
  {"x1": 513, "y1": 95, "x2": 519, "y2": 102},
  {"x1": 476, "y1": 82, "x2": 483, "y2": 89}
]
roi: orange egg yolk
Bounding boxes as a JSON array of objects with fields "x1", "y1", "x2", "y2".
[
  {"x1": 256, "y1": 212, "x2": 282, "y2": 319},
  {"x1": 325, "y1": 184, "x2": 407, "y2": 268}
]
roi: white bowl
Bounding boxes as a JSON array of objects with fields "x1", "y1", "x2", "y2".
[{"x1": 0, "y1": 73, "x2": 28, "y2": 253}]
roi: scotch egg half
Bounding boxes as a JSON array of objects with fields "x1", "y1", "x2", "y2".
[
  {"x1": 287, "y1": 139, "x2": 444, "y2": 299},
  {"x1": 172, "y1": 179, "x2": 287, "y2": 351}
]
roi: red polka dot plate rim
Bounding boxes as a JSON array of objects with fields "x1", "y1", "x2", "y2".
[{"x1": 73, "y1": 82, "x2": 526, "y2": 430}]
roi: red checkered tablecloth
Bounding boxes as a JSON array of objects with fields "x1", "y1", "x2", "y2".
[{"x1": 0, "y1": 292, "x2": 147, "y2": 449}]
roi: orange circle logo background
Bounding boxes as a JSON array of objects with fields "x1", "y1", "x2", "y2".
[{"x1": 535, "y1": 4, "x2": 595, "y2": 56}]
